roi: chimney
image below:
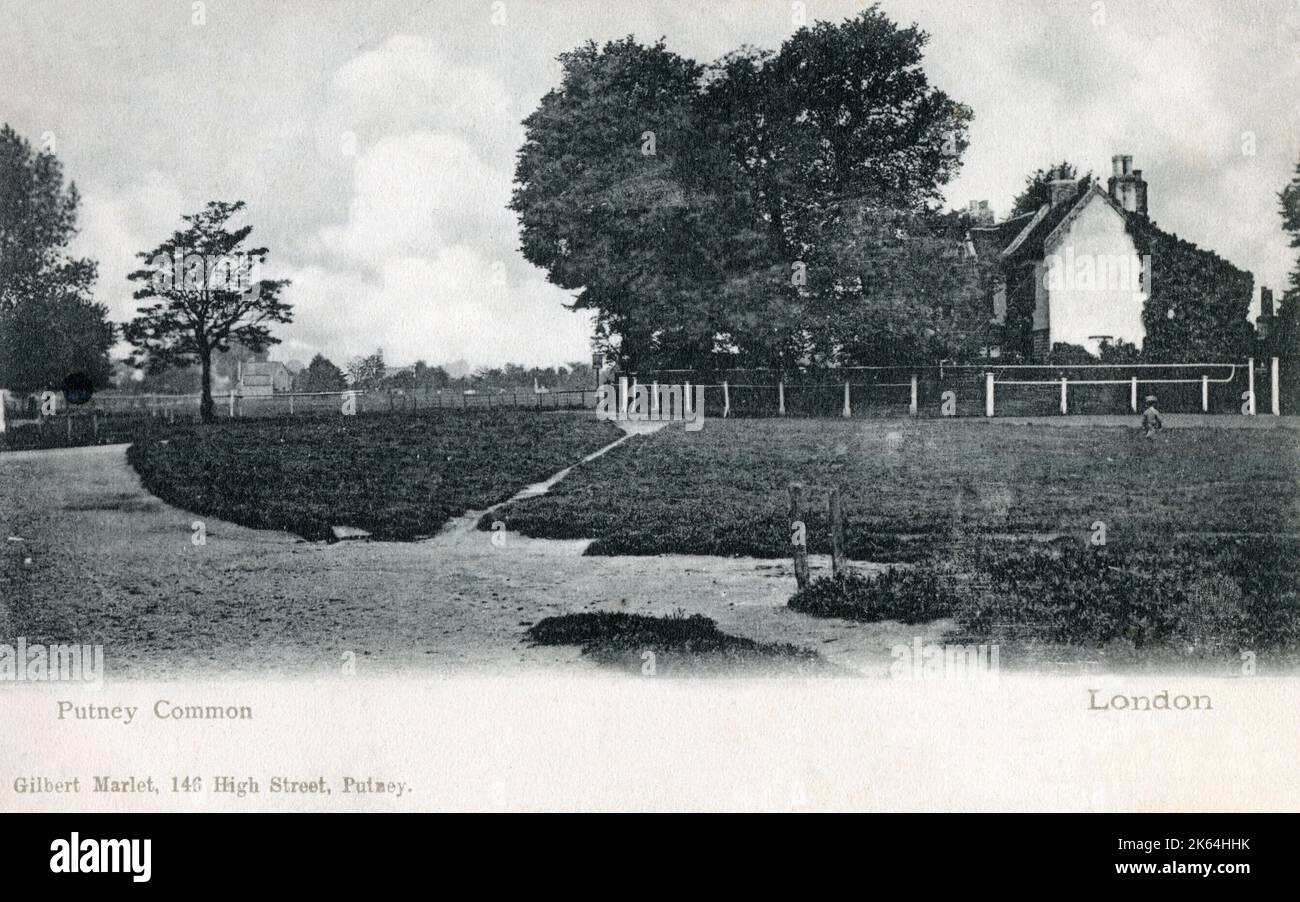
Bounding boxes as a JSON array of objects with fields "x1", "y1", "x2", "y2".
[
  {"x1": 1108, "y1": 152, "x2": 1149, "y2": 216},
  {"x1": 966, "y1": 199, "x2": 994, "y2": 225},
  {"x1": 1049, "y1": 178, "x2": 1077, "y2": 208}
]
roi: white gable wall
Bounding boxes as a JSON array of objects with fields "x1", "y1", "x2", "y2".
[{"x1": 1040, "y1": 194, "x2": 1147, "y2": 355}]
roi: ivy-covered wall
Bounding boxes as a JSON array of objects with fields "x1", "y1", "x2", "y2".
[{"x1": 1126, "y1": 217, "x2": 1254, "y2": 361}]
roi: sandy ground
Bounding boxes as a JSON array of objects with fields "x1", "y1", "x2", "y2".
[{"x1": 0, "y1": 443, "x2": 936, "y2": 679}]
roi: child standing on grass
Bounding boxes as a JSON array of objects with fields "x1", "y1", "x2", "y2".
[{"x1": 1142, "y1": 394, "x2": 1162, "y2": 439}]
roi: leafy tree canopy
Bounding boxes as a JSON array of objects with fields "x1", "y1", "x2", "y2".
[
  {"x1": 123, "y1": 200, "x2": 292, "y2": 421},
  {"x1": 0, "y1": 124, "x2": 114, "y2": 392},
  {"x1": 512, "y1": 6, "x2": 974, "y2": 371}
]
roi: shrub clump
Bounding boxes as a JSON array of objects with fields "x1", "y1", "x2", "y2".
[
  {"x1": 527, "y1": 611, "x2": 835, "y2": 675},
  {"x1": 954, "y1": 539, "x2": 1300, "y2": 655},
  {"x1": 788, "y1": 566, "x2": 959, "y2": 624}
]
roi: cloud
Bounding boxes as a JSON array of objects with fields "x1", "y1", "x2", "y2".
[
  {"x1": 318, "y1": 131, "x2": 515, "y2": 266},
  {"x1": 71, "y1": 172, "x2": 187, "y2": 324},
  {"x1": 291, "y1": 33, "x2": 592, "y2": 367},
  {"x1": 282, "y1": 249, "x2": 593, "y2": 368}
]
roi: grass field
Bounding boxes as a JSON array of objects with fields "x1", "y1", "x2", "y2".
[
  {"x1": 127, "y1": 409, "x2": 620, "y2": 541},
  {"x1": 483, "y1": 418, "x2": 1300, "y2": 559}
]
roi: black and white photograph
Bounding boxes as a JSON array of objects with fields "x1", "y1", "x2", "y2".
[{"x1": 1, "y1": 0, "x2": 1298, "y2": 868}]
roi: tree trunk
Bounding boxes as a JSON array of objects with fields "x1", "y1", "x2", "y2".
[{"x1": 199, "y1": 347, "x2": 215, "y2": 424}]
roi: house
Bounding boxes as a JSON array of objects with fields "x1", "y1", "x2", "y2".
[
  {"x1": 238, "y1": 361, "x2": 292, "y2": 396},
  {"x1": 967, "y1": 154, "x2": 1179, "y2": 360}
]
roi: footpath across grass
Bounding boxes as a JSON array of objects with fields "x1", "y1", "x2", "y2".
[
  {"x1": 484, "y1": 418, "x2": 1300, "y2": 559},
  {"x1": 127, "y1": 409, "x2": 620, "y2": 541}
]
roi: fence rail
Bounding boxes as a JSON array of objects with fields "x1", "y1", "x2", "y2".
[
  {"x1": 1, "y1": 358, "x2": 1292, "y2": 450},
  {"x1": 619, "y1": 358, "x2": 1288, "y2": 419}
]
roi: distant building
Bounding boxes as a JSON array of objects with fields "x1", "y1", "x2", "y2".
[
  {"x1": 961, "y1": 153, "x2": 1256, "y2": 360},
  {"x1": 238, "y1": 361, "x2": 292, "y2": 396}
]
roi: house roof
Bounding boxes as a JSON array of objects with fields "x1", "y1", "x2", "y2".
[
  {"x1": 968, "y1": 182, "x2": 1133, "y2": 266},
  {"x1": 968, "y1": 212, "x2": 1037, "y2": 260},
  {"x1": 241, "y1": 361, "x2": 288, "y2": 374}
]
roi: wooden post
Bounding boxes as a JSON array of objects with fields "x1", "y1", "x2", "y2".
[
  {"x1": 722, "y1": 380, "x2": 730, "y2": 418},
  {"x1": 289, "y1": 393, "x2": 295, "y2": 415},
  {"x1": 778, "y1": 379, "x2": 785, "y2": 416},
  {"x1": 93, "y1": 413, "x2": 99, "y2": 442},
  {"x1": 1059, "y1": 376, "x2": 1068, "y2": 415},
  {"x1": 1130, "y1": 376, "x2": 1138, "y2": 412},
  {"x1": 1201, "y1": 374, "x2": 1209, "y2": 413},
  {"x1": 842, "y1": 381, "x2": 851, "y2": 418},
  {"x1": 651, "y1": 382, "x2": 659, "y2": 420},
  {"x1": 1247, "y1": 357, "x2": 1256, "y2": 415},
  {"x1": 829, "y1": 487, "x2": 845, "y2": 579},
  {"x1": 788, "y1": 483, "x2": 809, "y2": 590},
  {"x1": 910, "y1": 375, "x2": 918, "y2": 417},
  {"x1": 985, "y1": 372, "x2": 995, "y2": 417},
  {"x1": 66, "y1": 416, "x2": 72, "y2": 445},
  {"x1": 1272, "y1": 357, "x2": 1281, "y2": 416},
  {"x1": 0, "y1": 389, "x2": 6, "y2": 434},
  {"x1": 684, "y1": 381, "x2": 692, "y2": 415},
  {"x1": 228, "y1": 391, "x2": 235, "y2": 418}
]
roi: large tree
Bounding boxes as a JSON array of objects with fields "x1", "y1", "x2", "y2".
[
  {"x1": 346, "y1": 349, "x2": 386, "y2": 390},
  {"x1": 124, "y1": 201, "x2": 291, "y2": 422},
  {"x1": 1267, "y1": 158, "x2": 1300, "y2": 410},
  {"x1": 1281, "y1": 157, "x2": 1300, "y2": 307},
  {"x1": 512, "y1": 6, "x2": 972, "y2": 372},
  {"x1": 0, "y1": 124, "x2": 114, "y2": 392},
  {"x1": 294, "y1": 353, "x2": 347, "y2": 392}
]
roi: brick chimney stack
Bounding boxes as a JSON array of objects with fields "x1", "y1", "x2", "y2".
[
  {"x1": 1108, "y1": 154, "x2": 1149, "y2": 216},
  {"x1": 966, "y1": 199, "x2": 994, "y2": 225},
  {"x1": 1048, "y1": 178, "x2": 1077, "y2": 208}
]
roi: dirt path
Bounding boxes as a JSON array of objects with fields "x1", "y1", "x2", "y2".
[{"x1": 1, "y1": 443, "x2": 928, "y2": 679}]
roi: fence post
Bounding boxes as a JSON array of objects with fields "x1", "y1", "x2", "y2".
[
  {"x1": 829, "y1": 486, "x2": 845, "y2": 579},
  {"x1": 228, "y1": 391, "x2": 235, "y2": 418},
  {"x1": 683, "y1": 381, "x2": 692, "y2": 416},
  {"x1": 1201, "y1": 374, "x2": 1209, "y2": 413},
  {"x1": 778, "y1": 380, "x2": 785, "y2": 416},
  {"x1": 93, "y1": 413, "x2": 98, "y2": 442},
  {"x1": 1272, "y1": 357, "x2": 1281, "y2": 416},
  {"x1": 842, "y1": 381, "x2": 851, "y2": 418},
  {"x1": 0, "y1": 389, "x2": 6, "y2": 434},
  {"x1": 788, "y1": 483, "x2": 809, "y2": 590},
  {"x1": 289, "y1": 394, "x2": 294, "y2": 415},
  {"x1": 1247, "y1": 357, "x2": 1256, "y2": 415},
  {"x1": 722, "y1": 380, "x2": 730, "y2": 418},
  {"x1": 910, "y1": 375, "x2": 918, "y2": 417},
  {"x1": 1130, "y1": 376, "x2": 1138, "y2": 412},
  {"x1": 985, "y1": 372, "x2": 994, "y2": 417},
  {"x1": 1059, "y1": 377, "x2": 1068, "y2": 415},
  {"x1": 651, "y1": 382, "x2": 659, "y2": 420}
]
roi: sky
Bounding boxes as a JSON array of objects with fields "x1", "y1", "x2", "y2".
[{"x1": 1, "y1": 0, "x2": 1297, "y2": 370}]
